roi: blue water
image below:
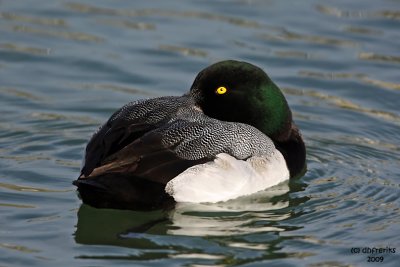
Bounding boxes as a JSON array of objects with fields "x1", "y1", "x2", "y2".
[{"x1": 1, "y1": 0, "x2": 399, "y2": 266}]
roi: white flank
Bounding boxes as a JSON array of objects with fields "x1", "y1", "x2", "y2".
[{"x1": 165, "y1": 150, "x2": 290, "y2": 203}]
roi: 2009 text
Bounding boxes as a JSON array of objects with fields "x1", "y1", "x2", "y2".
[{"x1": 367, "y1": 256, "x2": 384, "y2": 262}]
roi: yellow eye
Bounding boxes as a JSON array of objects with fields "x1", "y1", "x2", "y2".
[{"x1": 216, "y1": 86, "x2": 227, "y2": 95}]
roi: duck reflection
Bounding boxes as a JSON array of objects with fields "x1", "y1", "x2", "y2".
[
  {"x1": 74, "y1": 181, "x2": 307, "y2": 247},
  {"x1": 167, "y1": 183, "x2": 291, "y2": 236}
]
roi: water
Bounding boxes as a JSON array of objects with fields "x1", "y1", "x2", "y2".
[{"x1": 1, "y1": 0, "x2": 399, "y2": 266}]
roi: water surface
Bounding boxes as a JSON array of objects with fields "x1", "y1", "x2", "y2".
[{"x1": 1, "y1": 0, "x2": 399, "y2": 266}]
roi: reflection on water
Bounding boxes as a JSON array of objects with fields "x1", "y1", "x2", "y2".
[
  {"x1": 75, "y1": 182, "x2": 295, "y2": 243},
  {"x1": 74, "y1": 181, "x2": 309, "y2": 264},
  {"x1": 167, "y1": 183, "x2": 292, "y2": 236}
]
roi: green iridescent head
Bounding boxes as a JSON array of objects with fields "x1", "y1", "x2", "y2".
[{"x1": 190, "y1": 60, "x2": 292, "y2": 141}]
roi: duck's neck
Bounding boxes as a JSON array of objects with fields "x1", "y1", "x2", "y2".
[
  {"x1": 254, "y1": 85, "x2": 306, "y2": 177},
  {"x1": 272, "y1": 123, "x2": 306, "y2": 178}
]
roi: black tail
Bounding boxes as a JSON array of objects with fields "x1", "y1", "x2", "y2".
[{"x1": 73, "y1": 174, "x2": 174, "y2": 210}]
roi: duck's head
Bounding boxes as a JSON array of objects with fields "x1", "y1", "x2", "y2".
[{"x1": 190, "y1": 60, "x2": 293, "y2": 142}]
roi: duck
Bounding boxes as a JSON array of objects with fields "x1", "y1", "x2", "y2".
[{"x1": 73, "y1": 60, "x2": 306, "y2": 210}]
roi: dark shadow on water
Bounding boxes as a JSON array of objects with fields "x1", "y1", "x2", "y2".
[
  {"x1": 75, "y1": 204, "x2": 170, "y2": 247},
  {"x1": 74, "y1": 179, "x2": 310, "y2": 252}
]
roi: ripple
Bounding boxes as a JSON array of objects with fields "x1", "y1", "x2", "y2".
[
  {"x1": 96, "y1": 18, "x2": 156, "y2": 31},
  {"x1": 72, "y1": 83, "x2": 157, "y2": 97},
  {"x1": 27, "y1": 215, "x2": 61, "y2": 222},
  {"x1": 0, "y1": 202, "x2": 36, "y2": 208},
  {"x1": 0, "y1": 182, "x2": 70, "y2": 193},
  {"x1": 0, "y1": 86, "x2": 46, "y2": 101},
  {"x1": 0, "y1": 12, "x2": 67, "y2": 27},
  {"x1": 29, "y1": 112, "x2": 99, "y2": 125},
  {"x1": 360, "y1": 77, "x2": 400, "y2": 91},
  {"x1": 169, "y1": 253, "x2": 224, "y2": 260},
  {"x1": 11, "y1": 25, "x2": 104, "y2": 42},
  {"x1": 259, "y1": 30, "x2": 358, "y2": 48},
  {"x1": 65, "y1": 3, "x2": 263, "y2": 29},
  {"x1": 298, "y1": 69, "x2": 400, "y2": 92},
  {"x1": 359, "y1": 52, "x2": 400, "y2": 64},
  {"x1": 375, "y1": 10, "x2": 400, "y2": 20},
  {"x1": 316, "y1": 4, "x2": 400, "y2": 22},
  {"x1": 315, "y1": 4, "x2": 365, "y2": 18},
  {"x1": 227, "y1": 242, "x2": 268, "y2": 250},
  {"x1": 283, "y1": 87, "x2": 400, "y2": 124},
  {"x1": 298, "y1": 70, "x2": 365, "y2": 80},
  {"x1": 158, "y1": 44, "x2": 208, "y2": 58},
  {"x1": 0, "y1": 243, "x2": 40, "y2": 253},
  {"x1": 65, "y1": 2, "x2": 119, "y2": 15},
  {"x1": 343, "y1": 25, "x2": 383, "y2": 36},
  {"x1": 0, "y1": 154, "x2": 52, "y2": 163},
  {"x1": 274, "y1": 50, "x2": 313, "y2": 59},
  {"x1": 335, "y1": 135, "x2": 400, "y2": 154},
  {"x1": 0, "y1": 43, "x2": 51, "y2": 56},
  {"x1": 294, "y1": 145, "x2": 400, "y2": 244}
]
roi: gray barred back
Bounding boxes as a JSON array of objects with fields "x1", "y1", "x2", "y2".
[
  {"x1": 109, "y1": 95, "x2": 276, "y2": 161},
  {"x1": 108, "y1": 95, "x2": 192, "y2": 126},
  {"x1": 158, "y1": 106, "x2": 275, "y2": 160}
]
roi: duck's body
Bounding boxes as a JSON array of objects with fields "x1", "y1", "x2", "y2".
[{"x1": 74, "y1": 60, "x2": 306, "y2": 210}]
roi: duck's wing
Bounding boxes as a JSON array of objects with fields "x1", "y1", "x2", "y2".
[
  {"x1": 74, "y1": 128, "x2": 209, "y2": 210},
  {"x1": 80, "y1": 96, "x2": 188, "y2": 177},
  {"x1": 82, "y1": 130, "x2": 209, "y2": 184}
]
